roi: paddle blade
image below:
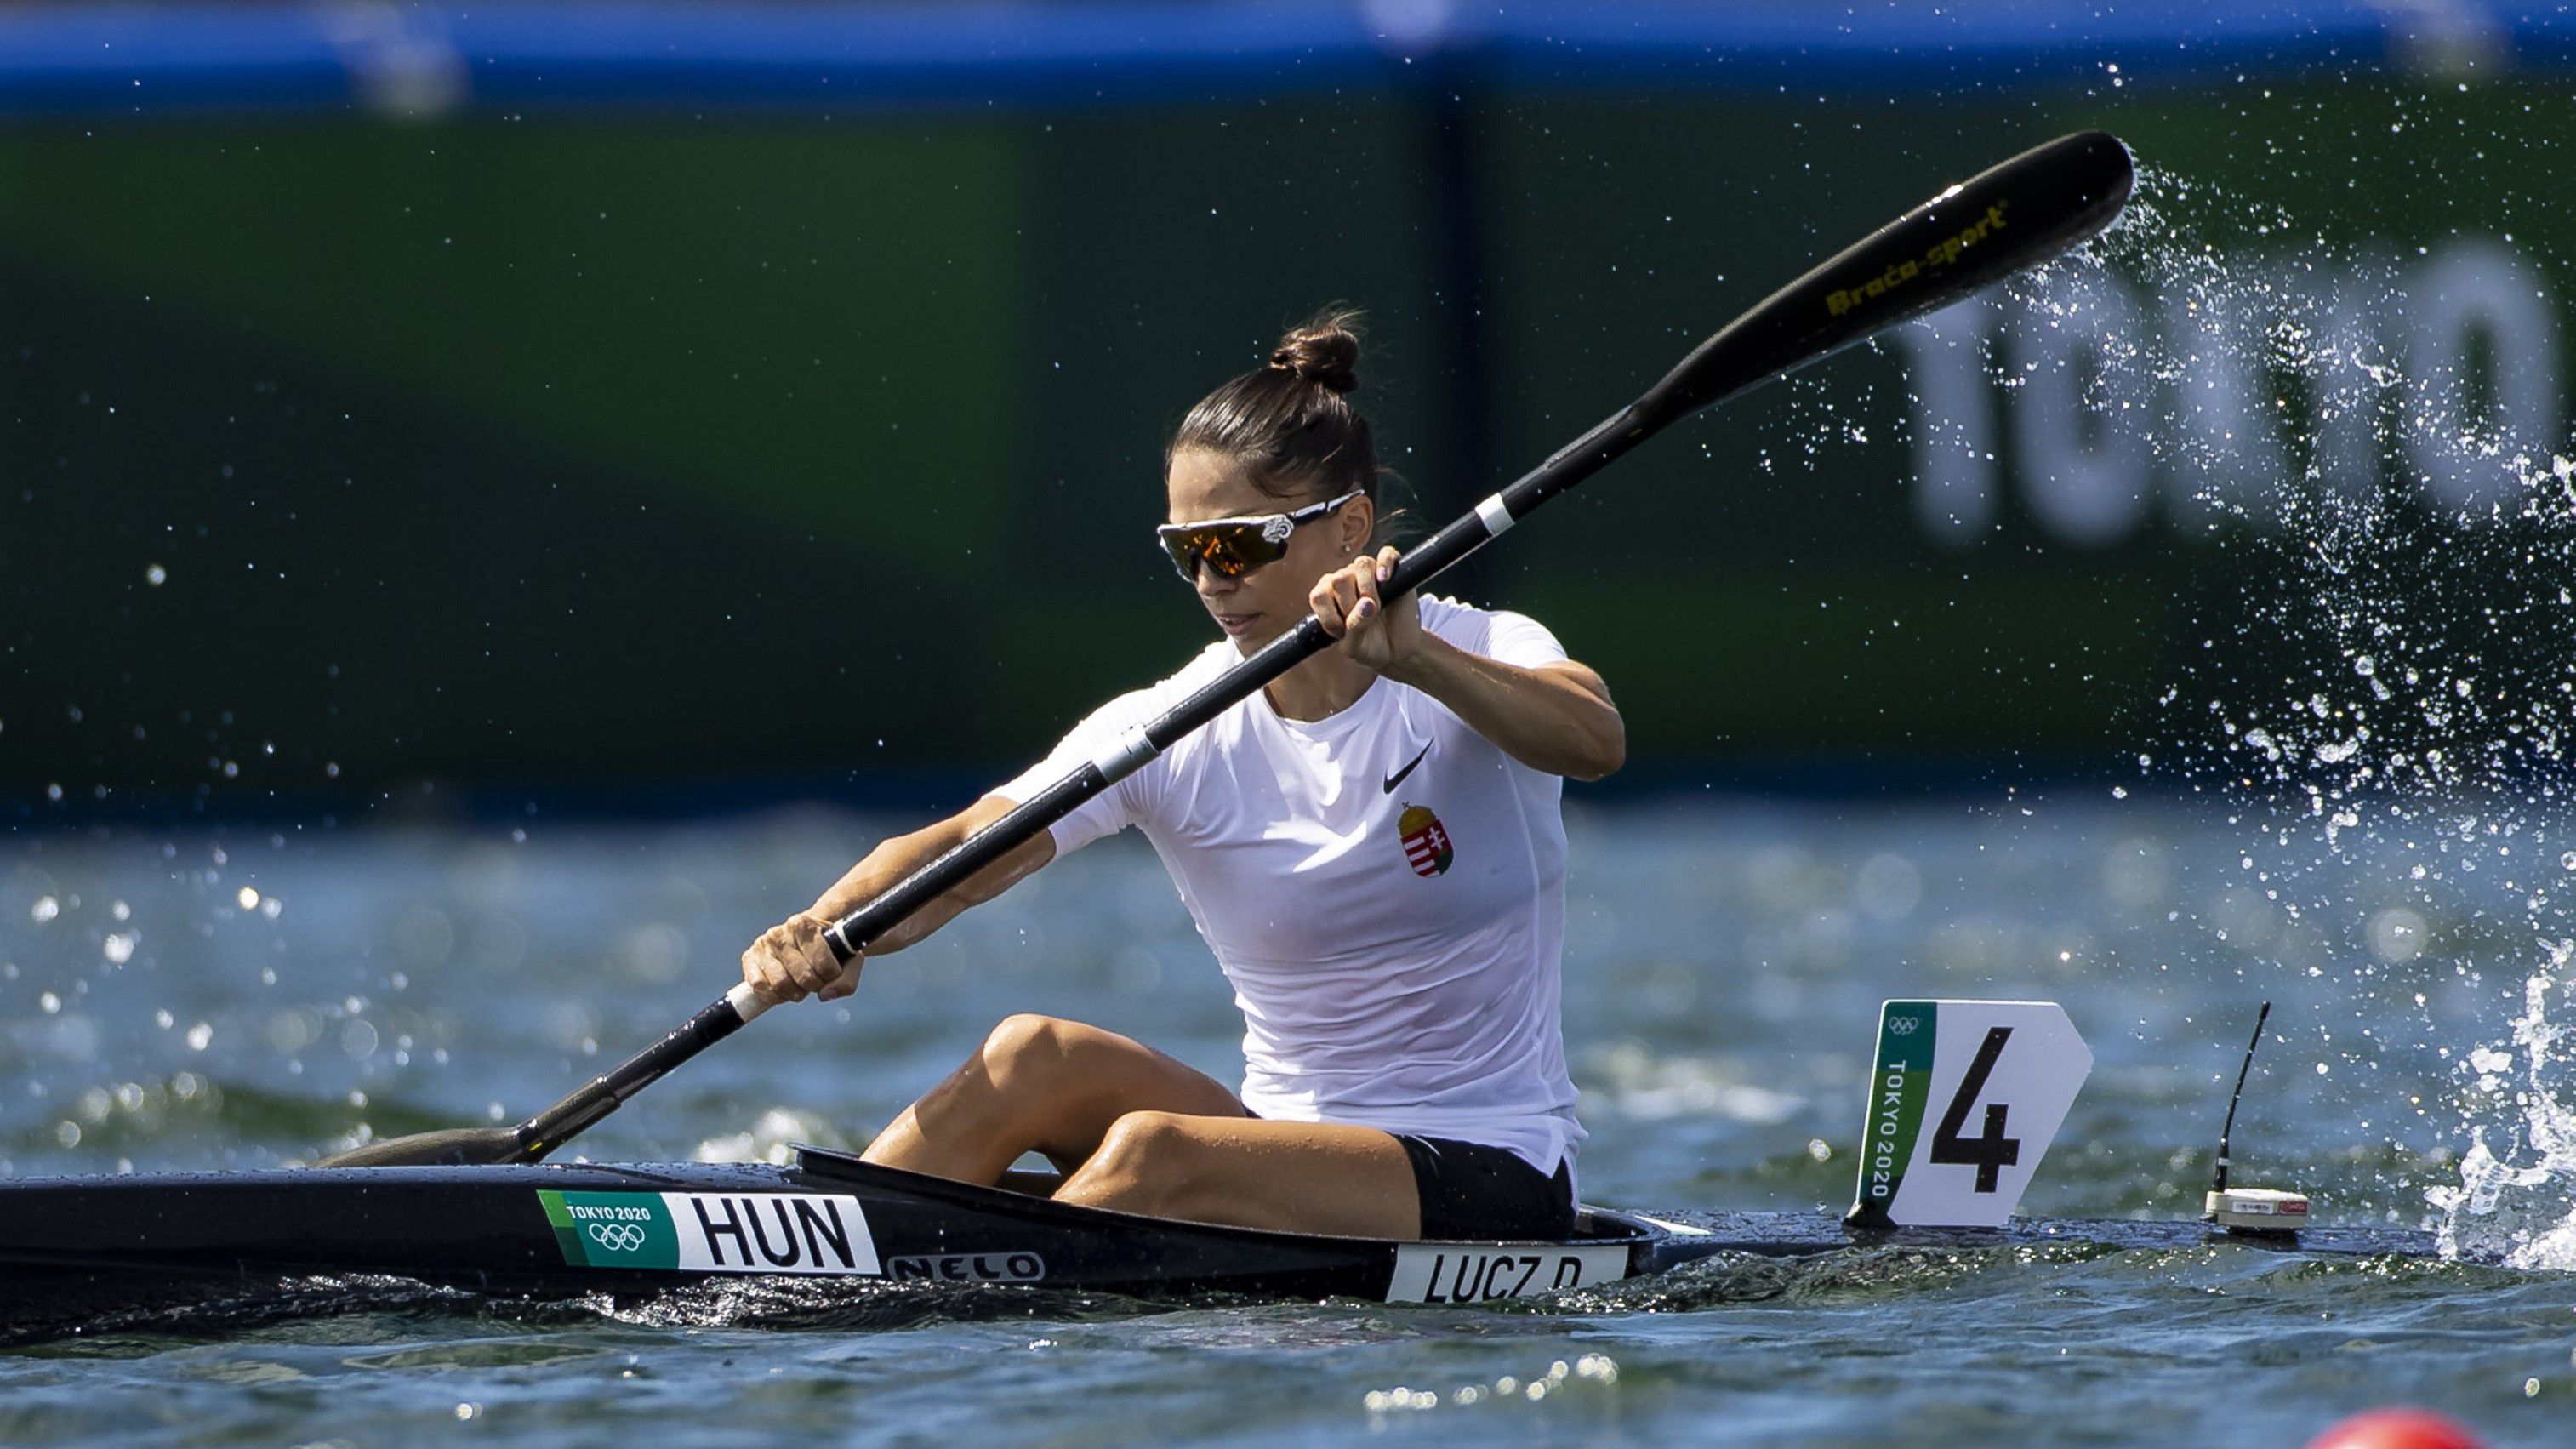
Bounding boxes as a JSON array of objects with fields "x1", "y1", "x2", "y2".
[
  {"x1": 1638, "y1": 130, "x2": 2134, "y2": 428},
  {"x1": 316, "y1": 1126, "x2": 530, "y2": 1167}
]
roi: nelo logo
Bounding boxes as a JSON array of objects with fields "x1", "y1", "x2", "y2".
[{"x1": 886, "y1": 1252, "x2": 1046, "y2": 1284}]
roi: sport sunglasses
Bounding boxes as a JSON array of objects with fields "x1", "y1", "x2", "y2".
[{"x1": 1154, "y1": 488, "x2": 1365, "y2": 582}]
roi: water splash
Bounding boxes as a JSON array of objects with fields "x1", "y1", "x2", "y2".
[
  {"x1": 2428, "y1": 950, "x2": 2576, "y2": 1267},
  {"x1": 2017, "y1": 167, "x2": 2576, "y2": 1258},
  {"x1": 691, "y1": 1105, "x2": 852, "y2": 1165},
  {"x1": 2165, "y1": 437, "x2": 2576, "y2": 1255}
]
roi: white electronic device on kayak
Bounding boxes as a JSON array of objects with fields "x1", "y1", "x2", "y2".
[
  {"x1": 2201, "y1": 1002, "x2": 2311, "y2": 1236},
  {"x1": 2206, "y1": 1186, "x2": 2312, "y2": 1230}
]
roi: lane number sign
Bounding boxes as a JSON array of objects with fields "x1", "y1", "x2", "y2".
[{"x1": 1845, "y1": 1000, "x2": 2091, "y2": 1229}]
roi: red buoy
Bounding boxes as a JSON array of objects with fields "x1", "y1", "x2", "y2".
[{"x1": 2306, "y1": 1407, "x2": 2484, "y2": 1449}]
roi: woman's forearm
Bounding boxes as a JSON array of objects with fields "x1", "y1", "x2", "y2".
[
  {"x1": 1382, "y1": 636, "x2": 1626, "y2": 781},
  {"x1": 807, "y1": 795, "x2": 1055, "y2": 954}
]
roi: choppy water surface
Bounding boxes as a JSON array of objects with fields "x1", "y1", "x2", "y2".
[{"x1": 5, "y1": 794, "x2": 2575, "y2": 1446}]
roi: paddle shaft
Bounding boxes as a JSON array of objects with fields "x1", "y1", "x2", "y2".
[{"x1": 481, "y1": 131, "x2": 2135, "y2": 1167}]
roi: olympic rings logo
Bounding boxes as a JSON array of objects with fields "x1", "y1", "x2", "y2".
[
  {"x1": 1889, "y1": 1017, "x2": 1920, "y2": 1035},
  {"x1": 586, "y1": 1222, "x2": 648, "y2": 1252}
]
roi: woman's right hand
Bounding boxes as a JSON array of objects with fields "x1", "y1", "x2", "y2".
[{"x1": 740, "y1": 912, "x2": 862, "y2": 1004}]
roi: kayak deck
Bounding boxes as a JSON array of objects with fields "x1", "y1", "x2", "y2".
[
  {"x1": 0, "y1": 1144, "x2": 2445, "y2": 1344},
  {"x1": 0, "y1": 1147, "x2": 1651, "y2": 1324}
]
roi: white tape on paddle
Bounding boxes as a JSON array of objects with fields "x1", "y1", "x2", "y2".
[
  {"x1": 1475, "y1": 493, "x2": 1516, "y2": 537},
  {"x1": 1088, "y1": 724, "x2": 1158, "y2": 782},
  {"x1": 726, "y1": 978, "x2": 774, "y2": 1024}
]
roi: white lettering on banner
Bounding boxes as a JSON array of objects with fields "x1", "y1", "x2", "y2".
[
  {"x1": 2305, "y1": 255, "x2": 2400, "y2": 511},
  {"x1": 2160, "y1": 282, "x2": 2288, "y2": 513},
  {"x1": 1383, "y1": 1244, "x2": 1630, "y2": 1304},
  {"x1": 2005, "y1": 270, "x2": 2156, "y2": 547},
  {"x1": 1893, "y1": 237, "x2": 2566, "y2": 547},
  {"x1": 1906, "y1": 296, "x2": 1998, "y2": 543},
  {"x1": 2402, "y1": 239, "x2": 2561, "y2": 512},
  {"x1": 661, "y1": 1192, "x2": 880, "y2": 1275}
]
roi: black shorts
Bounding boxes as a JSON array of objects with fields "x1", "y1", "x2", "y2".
[{"x1": 1396, "y1": 1135, "x2": 1575, "y2": 1241}]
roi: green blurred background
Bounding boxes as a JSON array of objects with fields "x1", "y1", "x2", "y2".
[{"x1": 6, "y1": 13, "x2": 2567, "y2": 808}]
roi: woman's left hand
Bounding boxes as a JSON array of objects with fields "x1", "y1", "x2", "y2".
[{"x1": 1311, "y1": 545, "x2": 1422, "y2": 674}]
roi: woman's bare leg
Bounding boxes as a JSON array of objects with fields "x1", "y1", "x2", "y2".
[
  {"x1": 861, "y1": 1014, "x2": 1245, "y2": 1185},
  {"x1": 1055, "y1": 1112, "x2": 1421, "y2": 1238}
]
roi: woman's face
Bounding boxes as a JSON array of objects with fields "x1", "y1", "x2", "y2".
[{"x1": 1165, "y1": 446, "x2": 1373, "y2": 652}]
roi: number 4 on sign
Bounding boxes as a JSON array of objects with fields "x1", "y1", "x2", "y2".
[
  {"x1": 1845, "y1": 1001, "x2": 2091, "y2": 1229},
  {"x1": 1929, "y1": 1026, "x2": 2021, "y2": 1192}
]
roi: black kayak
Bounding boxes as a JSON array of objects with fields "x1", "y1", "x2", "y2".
[{"x1": 0, "y1": 1143, "x2": 2442, "y2": 1344}]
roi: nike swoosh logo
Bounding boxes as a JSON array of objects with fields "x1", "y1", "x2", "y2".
[{"x1": 1382, "y1": 743, "x2": 1431, "y2": 794}]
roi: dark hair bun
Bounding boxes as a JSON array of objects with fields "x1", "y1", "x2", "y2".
[
  {"x1": 1266, "y1": 310, "x2": 1362, "y2": 395},
  {"x1": 1171, "y1": 304, "x2": 1379, "y2": 507}
]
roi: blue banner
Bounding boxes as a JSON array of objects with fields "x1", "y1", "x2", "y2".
[{"x1": 0, "y1": 2, "x2": 2555, "y2": 122}]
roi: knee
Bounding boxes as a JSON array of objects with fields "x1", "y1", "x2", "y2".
[
  {"x1": 1095, "y1": 1110, "x2": 1192, "y2": 1165},
  {"x1": 911, "y1": 1015, "x2": 1074, "y2": 1123},
  {"x1": 977, "y1": 1013, "x2": 1081, "y2": 1085},
  {"x1": 1080, "y1": 1111, "x2": 1200, "y2": 1212},
  {"x1": 982, "y1": 1013, "x2": 1069, "y2": 1063}
]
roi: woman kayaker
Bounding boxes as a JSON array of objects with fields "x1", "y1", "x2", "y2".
[{"x1": 740, "y1": 310, "x2": 1623, "y2": 1240}]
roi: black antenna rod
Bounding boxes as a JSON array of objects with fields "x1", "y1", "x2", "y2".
[{"x1": 2212, "y1": 1001, "x2": 2273, "y2": 1196}]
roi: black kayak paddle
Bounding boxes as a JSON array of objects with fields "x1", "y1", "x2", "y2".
[{"x1": 323, "y1": 130, "x2": 2135, "y2": 1168}]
